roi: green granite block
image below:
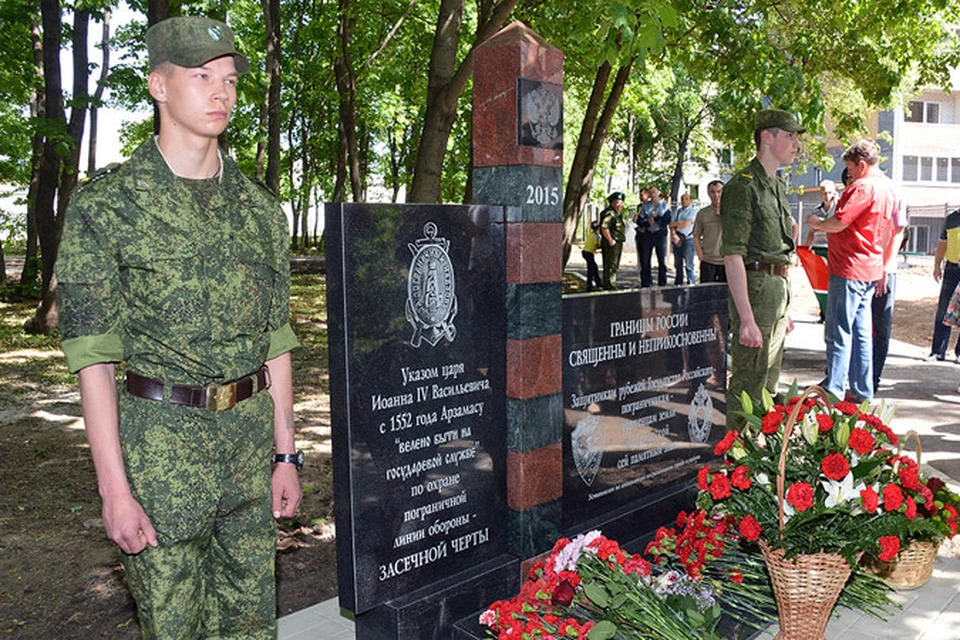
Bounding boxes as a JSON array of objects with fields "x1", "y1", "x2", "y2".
[
  {"x1": 507, "y1": 499, "x2": 562, "y2": 558},
  {"x1": 473, "y1": 166, "x2": 564, "y2": 223},
  {"x1": 506, "y1": 393, "x2": 563, "y2": 453},
  {"x1": 506, "y1": 282, "x2": 562, "y2": 340}
]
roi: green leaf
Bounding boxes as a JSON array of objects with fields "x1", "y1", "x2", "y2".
[
  {"x1": 582, "y1": 583, "x2": 610, "y2": 607},
  {"x1": 761, "y1": 387, "x2": 775, "y2": 412},
  {"x1": 740, "y1": 391, "x2": 754, "y2": 416},
  {"x1": 586, "y1": 620, "x2": 618, "y2": 639}
]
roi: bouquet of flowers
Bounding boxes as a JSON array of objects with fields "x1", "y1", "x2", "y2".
[
  {"x1": 480, "y1": 530, "x2": 723, "y2": 639},
  {"x1": 698, "y1": 385, "x2": 949, "y2": 565}
]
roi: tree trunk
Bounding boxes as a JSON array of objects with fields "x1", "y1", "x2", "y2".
[
  {"x1": 87, "y1": 11, "x2": 110, "y2": 174},
  {"x1": 562, "y1": 60, "x2": 636, "y2": 266},
  {"x1": 407, "y1": 0, "x2": 517, "y2": 203},
  {"x1": 20, "y1": 17, "x2": 43, "y2": 294},
  {"x1": 334, "y1": 0, "x2": 362, "y2": 201},
  {"x1": 148, "y1": 0, "x2": 169, "y2": 135},
  {"x1": 262, "y1": 0, "x2": 281, "y2": 195}
]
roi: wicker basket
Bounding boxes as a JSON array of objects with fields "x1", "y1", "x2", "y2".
[
  {"x1": 861, "y1": 538, "x2": 939, "y2": 590},
  {"x1": 860, "y1": 431, "x2": 940, "y2": 589},
  {"x1": 762, "y1": 386, "x2": 855, "y2": 640}
]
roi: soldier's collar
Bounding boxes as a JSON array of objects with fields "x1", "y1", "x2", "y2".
[{"x1": 153, "y1": 136, "x2": 223, "y2": 183}]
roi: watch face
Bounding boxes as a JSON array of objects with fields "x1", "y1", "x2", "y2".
[{"x1": 295, "y1": 450, "x2": 305, "y2": 470}]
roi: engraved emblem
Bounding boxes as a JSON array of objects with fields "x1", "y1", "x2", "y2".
[
  {"x1": 522, "y1": 86, "x2": 562, "y2": 146},
  {"x1": 687, "y1": 383, "x2": 714, "y2": 444},
  {"x1": 207, "y1": 25, "x2": 222, "y2": 41},
  {"x1": 406, "y1": 222, "x2": 458, "y2": 347},
  {"x1": 572, "y1": 415, "x2": 603, "y2": 487}
]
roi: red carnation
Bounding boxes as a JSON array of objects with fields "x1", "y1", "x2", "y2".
[
  {"x1": 848, "y1": 428, "x2": 875, "y2": 455},
  {"x1": 861, "y1": 486, "x2": 879, "y2": 513},
  {"x1": 786, "y1": 482, "x2": 815, "y2": 512},
  {"x1": 882, "y1": 484, "x2": 904, "y2": 511},
  {"x1": 816, "y1": 414, "x2": 834, "y2": 433},
  {"x1": 878, "y1": 536, "x2": 901, "y2": 562},
  {"x1": 709, "y1": 473, "x2": 732, "y2": 500},
  {"x1": 899, "y1": 466, "x2": 920, "y2": 491},
  {"x1": 927, "y1": 477, "x2": 947, "y2": 494},
  {"x1": 596, "y1": 539, "x2": 620, "y2": 560},
  {"x1": 834, "y1": 401, "x2": 859, "y2": 416},
  {"x1": 731, "y1": 465, "x2": 752, "y2": 490},
  {"x1": 761, "y1": 411, "x2": 783, "y2": 434},
  {"x1": 714, "y1": 430, "x2": 739, "y2": 456},
  {"x1": 739, "y1": 515, "x2": 762, "y2": 541},
  {"x1": 697, "y1": 466, "x2": 711, "y2": 491},
  {"x1": 861, "y1": 413, "x2": 883, "y2": 429},
  {"x1": 905, "y1": 496, "x2": 917, "y2": 520},
  {"x1": 821, "y1": 453, "x2": 850, "y2": 481},
  {"x1": 877, "y1": 424, "x2": 898, "y2": 445},
  {"x1": 551, "y1": 580, "x2": 575, "y2": 606}
]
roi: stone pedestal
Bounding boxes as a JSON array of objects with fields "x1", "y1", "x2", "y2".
[{"x1": 472, "y1": 21, "x2": 566, "y2": 561}]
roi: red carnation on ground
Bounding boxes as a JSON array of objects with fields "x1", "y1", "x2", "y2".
[
  {"x1": 709, "y1": 473, "x2": 731, "y2": 500},
  {"x1": 731, "y1": 465, "x2": 752, "y2": 490},
  {"x1": 676, "y1": 510, "x2": 688, "y2": 528},
  {"x1": 786, "y1": 482, "x2": 814, "y2": 512},
  {"x1": 596, "y1": 539, "x2": 620, "y2": 561},
  {"x1": 714, "y1": 430, "x2": 739, "y2": 456},
  {"x1": 738, "y1": 514, "x2": 762, "y2": 541},
  {"x1": 848, "y1": 428, "x2": 875, "y2": 455},
  {"x1": 697, "y1": 465, "x2": 710, "y2": 490},
  {"x1": 816, "y1": 413, "x2": 834, "y2": 433},
  {"x1": 878, "y1": 535, "x2": 901, "y2": 562},
  {"x1": 761, "y1": 410, "x2": 783, "y2": 434},
  {"x1": 861, "y1": 486, "x2": 879, "y2": 513},
  {"x1": 834, "y1": 401, "x2": 859, "y2": 416},
  {"x1": 882, "y1": 484, "x2": 904, "y2": 511},
  {"x1": 729, "y1": 570, "x2": 743, "y2": 583},
  {"x1": 821, "y1": 453, "x2": 850, "y2": 481}
]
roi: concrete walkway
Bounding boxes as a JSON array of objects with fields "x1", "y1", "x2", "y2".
[{"x1": 279, "y1": 268, "x2": 960, "y2": 639}]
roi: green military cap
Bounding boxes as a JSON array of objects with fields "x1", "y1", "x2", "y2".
[
  {"x1": 754, "y1": 108, "x2": 806, "y2": 134},
  {"x1": 607, "y1": 191, "x2": 626, "y2": 203},
  {"x1": 146, "y1": 16, "x2": 250, "y2": 74}
]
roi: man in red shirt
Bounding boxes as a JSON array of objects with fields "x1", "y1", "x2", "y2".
[{"x1": 806, "y1": 140, "x2": 898, "y2": 402}]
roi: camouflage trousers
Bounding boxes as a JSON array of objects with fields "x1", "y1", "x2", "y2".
[
  {"x1": 727, "y1": 271, "x2": 790, "y2": 429},
  {"x1": 119, "y1": 386, "x2": 277, "y2": 640},
  {"x1": 601, "y1": 241, "x2": 623, "y2": 290}
]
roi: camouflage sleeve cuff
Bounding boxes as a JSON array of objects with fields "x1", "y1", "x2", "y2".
[
  {"x1": 61, "y1": 334, "x2": 124, "y2": 374},
  {"x1": 266, "y1": 323, "x2": 299, "y2": 360}
]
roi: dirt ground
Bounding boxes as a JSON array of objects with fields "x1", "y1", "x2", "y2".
[{"x1": 0, "y1": 260, "x2": 953, "y2": 638}]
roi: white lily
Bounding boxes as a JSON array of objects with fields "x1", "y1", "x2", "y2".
[{"x1": 822, "y1": 472, "x2": 865, "y2": 508}]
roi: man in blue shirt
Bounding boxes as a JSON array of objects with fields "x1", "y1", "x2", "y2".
[
  {"x1": 633, "y1": 185, "x2": 671, "y2": 287},
  {"x1": 669, "y1": 192, "x2": 698, "y2": 285}
]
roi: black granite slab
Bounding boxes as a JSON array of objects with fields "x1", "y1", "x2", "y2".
[
  {"x1": 561, "y1": 284, "x2": 729, "y2": 528},
  {"x1": 326, "y1": 203, "x2": 508, "y2": 615}
]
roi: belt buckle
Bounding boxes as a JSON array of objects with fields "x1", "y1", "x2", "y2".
[{"x1": 206, "y1": 382, "x2": 237, "y2": 412}]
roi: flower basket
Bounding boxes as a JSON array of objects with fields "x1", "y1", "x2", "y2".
[
  {"x1": 763, "y1": 386, "x2": 854, "y2": 640},
  {"x1": 861, "y1": 430, "x2": 939, "y2": 589},
  {"x1": 861, "y1": 538, "x2": 938, "y2": 590}
]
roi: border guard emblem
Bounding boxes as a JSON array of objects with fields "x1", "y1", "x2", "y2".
[{"x1": 406, "y1": 222, "x2": 458, "y2": 347}]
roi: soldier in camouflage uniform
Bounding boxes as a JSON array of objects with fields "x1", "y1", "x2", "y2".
[
  {"x1": 721, "y1": 109, "x2": 803, "y2": 428},
  {"x1": 56, "y1": 17, "x2": 301, "y2": 639},
  {"x1": 600, "y1": 191, "x2": 627, "y2": 290}
]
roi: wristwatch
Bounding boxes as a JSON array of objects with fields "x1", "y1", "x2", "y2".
[{"x1": 274, "y1": 450, "x2": 305, "y2": 472}]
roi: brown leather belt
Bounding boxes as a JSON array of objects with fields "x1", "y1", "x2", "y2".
[
  {"x1": 126, "y1": 366, "x2": 270, "y2": 412},
  {"x1": 744, "y1": 261, "x2": 789, "y2": 278}
]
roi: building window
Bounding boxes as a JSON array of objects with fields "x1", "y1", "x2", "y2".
[
  {"x1": 938, "y1": 157, "x2": 949, "y2": 181},
  {"x1": 906, "y1": 225, "x2": 930, "y2": 254},
  {"x1": 921, "y1": 157, "x2": 934, "y2": 181},
  {"x1": 718, "y1": 148, "x2": 732, "y2": 167},
  {"x1": 903, "y1": 156, "x2": 918, "y2": 181},
  {"x1": 905, "y1": 100, "x2": 942, "y2": 123},
  {"x1": 952, "y1": 158, "x2": 960, "y2": 183}
]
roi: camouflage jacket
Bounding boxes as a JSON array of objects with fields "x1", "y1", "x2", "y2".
[
  {"x1": 57, "y1": 139, "x2": 298, "y2": 384},
  {"x1": 719, "y1": 156, "x2": 795, "y2": 266}
]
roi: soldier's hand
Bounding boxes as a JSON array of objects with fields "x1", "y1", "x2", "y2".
[
  {"x1": 739, "y1": 319, "x2": 763, "y2": 349},
  {"x1": 272, "y1": 464, "x2": 302, "y2": 519},
  {"x1": 102, "y1": 493, "x2": 158, "y2": 555}
]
